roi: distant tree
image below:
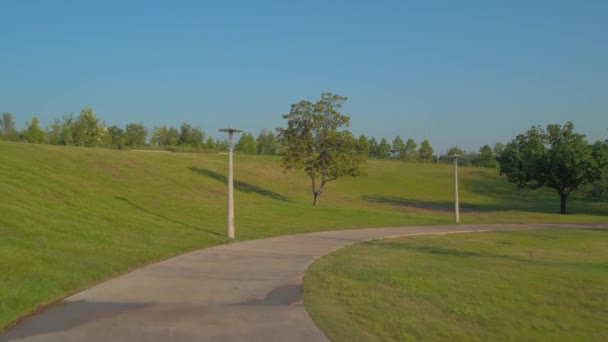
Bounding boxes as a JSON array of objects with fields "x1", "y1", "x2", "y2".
[
  {"x1": 368, "y1": 137, "x2": 378, "y2": 158},
  {"x1": 205, "y1": 137, "x2": 217, "y2": 150},
  {"x1": 403, "y1": 138, "x2": 417, "y2": 161},
  {"x1": 150, "y1": 126, "x2": 179, "y2": 146},
  {"x1": 22, "y1": 116, "x2": 46, "y2": 143},
  {"x1": 107, "y1": 125, "x2": 125, "y2": 147},
  {"x1": 73, "y1": 107, "x2": 103, "y2": 147},
  {"x1": 204, "y1": 137, "x2": 217, "y2": 150},
  {"x1": 256, "y1": 129, "x2": 278, "y2": 155},
  {"x1": 0, "y1": 112, "x2": 19, "y2": 141},
  {"x1": 447, "y1": 146, "x2": 465, "y2": 157},
  {"x1": 493, "y1": 142, "x2": 505, "y2": 159},
  {"x1": 277, "y1": 93, "x2": 365, "y2": 206},
  {"x1": 391, "y1": 136, "x2": 405, "y2": 158},
  {"x1": 45, "y1": 119, "x2": 63, "y2": 145},
  {"x1": 478, "y1": 145, "x2": 497, "y2": 168},
  {"x1": 216, "y1": 139, "x2": 229, "y2": 152},
  {"x1": 418, "y1": 139, "x2": 434, "y2": 162},
  {"x1": 498, "y1": 122, "x2": 608, "y2": 214},
  {"x1": 376, "y1": 138, "x2": 391, "y2": 159},
  {"x1": 57, "y1": 114, "x2": 75, "y2": 145},
  {"x1": 235, "y1": 132, "x2": 257, "y2": 154},
  {"x1": 179, "y1": 123, "x2": 205, "y2": 147},
  {"x1": 125, "y1": 123, "x2": 147, "y2": 147},
  {"x1": 356, "y1": 135, "x2": 370, "y2": 157}
]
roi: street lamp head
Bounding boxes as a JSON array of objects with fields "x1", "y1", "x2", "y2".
[
  {"x1": 219, "y1": 128, "x2": 243, "y2": 134},
  {"x1": 450, "y1": 154, "x2": 461, "y2": 160}
]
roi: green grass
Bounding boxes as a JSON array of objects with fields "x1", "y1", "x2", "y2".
[
  {"x1": 304, "y1": 229, "x2": 608, "y2": 341},
  {"x1": 0, "y1": 141, "x2": 606, "y2": 329}
]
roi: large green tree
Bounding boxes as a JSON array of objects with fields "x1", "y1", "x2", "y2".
[
  {"x1": 277, "y1": 93, "x2": 365, "y2": 206},
  {"x1": 498, "y1": 122, "x2": 608, "y2": 214}
]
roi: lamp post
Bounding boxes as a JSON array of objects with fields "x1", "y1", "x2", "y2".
[
  {"x1": 219, "y1": 128, "x2": 243, "y2": 238},
  {"x1": 451, "y1": 154, "x2": 460, "y2": 223}
]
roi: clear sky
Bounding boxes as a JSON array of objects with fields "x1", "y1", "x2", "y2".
[{"x1": 1, "y1": 0, "x2": 607, "y2": 153}]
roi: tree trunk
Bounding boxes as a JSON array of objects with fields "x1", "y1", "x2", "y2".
[
  {"x1": 313, "y1": 192, "x2": 319, "y2": 207},
  {"x1": 560, "y1": 192, "x2": 568, "y2": 215}
]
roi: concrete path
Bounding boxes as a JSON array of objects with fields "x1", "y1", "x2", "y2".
[{"x1": 3, "y1": 223, "x2": 606, "y2": 341}]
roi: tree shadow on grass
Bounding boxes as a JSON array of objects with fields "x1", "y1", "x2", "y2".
[
  {"x1": 363, "y1": 193, "x2": 607, "y2": 216},
  {"x1": 362, "y1": 240, "x2": 538, "y2": 264},
  {"x1": 114, "y1": 196, "x2": 224, "y2": 237},
  {"x1": 362, "y1": 195, "x2": 501, "y2": 213},
  {"x1": 460, "y1": 169, "x2": 608, "y2": 215},
  {"x1": 189, "y1": 166, "x2": 293, "y2": 202}
]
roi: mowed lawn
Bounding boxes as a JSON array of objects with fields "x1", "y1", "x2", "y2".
[
  {"x1": 0, "y1": 141, "x2": 606, "y2": 329},
  {"x1": 304, "y1": 229, "x2": 608, "y2": 341}
]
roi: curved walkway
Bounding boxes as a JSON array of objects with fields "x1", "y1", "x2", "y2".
[{"x1": 3, "y1": 223, "x2": 606, "y2": 341}]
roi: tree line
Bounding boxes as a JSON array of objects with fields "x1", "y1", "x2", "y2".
[{"x1": 1, "y1": 109, "x2": 500, "y2": 168}]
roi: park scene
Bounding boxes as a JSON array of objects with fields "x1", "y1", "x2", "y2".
[{"x1": 1, "y1": 1, "x2": 608, "y2": 341}]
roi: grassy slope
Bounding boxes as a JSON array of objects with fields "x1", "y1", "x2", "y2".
[
  {"x1": 0, "y1": 141, "x2": 606, "y2": 328},
  {"x1": 304, "y1": 229, "x2": 608, "y2": 341}
]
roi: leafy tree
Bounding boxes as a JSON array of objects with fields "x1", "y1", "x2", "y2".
[
  {"x1": 391, "y1": 136, "x2": 405, "y2": 158},
  {"x1": 376, "y1": 138, "x2": 391, "y2": 159},
  {"x1": 447, "y1": 146, "x2": 465, "y2": 157},
  {"x1": 0, "y1": 112, "x2": 19, "y2": 141},
  {"x1": 60, "y1": 114, "x2": 76, "y2": 145},
  {"x1": 418, "y1": 139, "x2": 434, "y2": 162},
  {"x1": 74, "y1": 107, "x2": 103, "y2": 147},
  {"x1": 107, "y1": 125, "x2": 125, "y2": 147},
  {"x1": 257, "y1": 129, "x2": 278, "y2": 155},
  {"x1": 45, "y1": 119, "x2": 63, "y2": 145},
  {"x1": 277, "y1": 93, "x2": 365, "y2": 206},
  {"x1": 151, "y1": 126, "x2": 179, "y2": 146},
  {"x1": 179, "y1": 123, "x2": 205, "y2": 147},
  {"x1": 235, "y1": 132, "x2": 257, "y2": 154},
  {"x1": 493, "y1": 142, "x2": 505, "y2": 159},
  {"x1": 216, "y1": 139, "x2": 229, "y2": 152},
  {"x1": 22, "y1": 115, "x2": 45, "y2": 143},
  {"x1": 478, "y1": 145, "x2": 497, "y2": 168},
  {"x1": 125, "y1": 123, "x2": 148, "y2": 147},
  {"x1": 368, "y1": 137, "x2": 378, "y2": 158},
  {"x1": 356, "y1": 135, "x2": 370, "y2": 157},
  {"x1": 498, "y1": 122, "x2": 608, "y2": 214},
  {"x1": 205, "y1": 137, "x2": 217, "y2": 150},
  {"x1": 403, "y1": 138, "x2": 417, "y2": 161}
]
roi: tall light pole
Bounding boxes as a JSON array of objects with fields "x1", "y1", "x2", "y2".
[
  {"x1": 451, "y1": 154, "x2": 460, "y2": 223},
  {"x1": 219, "y1": 128, "x2": 243, "y2": 238}
]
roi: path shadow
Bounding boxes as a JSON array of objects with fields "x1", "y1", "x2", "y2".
[
  {"x1": 114, "y1": 196, "x2": 224, "y2": 237},
  {"x1": 189, "y1": 167, "x2": 293, "y2": 202}
]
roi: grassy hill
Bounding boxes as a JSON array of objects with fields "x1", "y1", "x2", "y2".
[{"x1": 1, "y1": 141, "x2": 606, "y2": 329}]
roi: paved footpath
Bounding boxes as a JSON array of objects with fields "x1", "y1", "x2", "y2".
[{"x1": 3, "y1": 224, "x2": 606, "y2": 342}]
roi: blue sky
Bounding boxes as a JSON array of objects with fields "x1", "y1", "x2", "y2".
[{"x1": 1, "y1": 0, "x2": 606, "y2": 153}]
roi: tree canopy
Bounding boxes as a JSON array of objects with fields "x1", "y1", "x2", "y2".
[
  {"x1": 498, "y1": 122, "x2": 608, "y2": 214},
  {"x1": 277, "y1": 93, "x2": 365, "y2": 206}
]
